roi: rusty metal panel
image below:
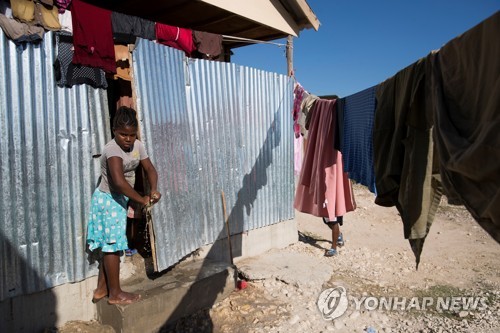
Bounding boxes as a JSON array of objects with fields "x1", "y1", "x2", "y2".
[
  {"x1": 0, "y1": 32, "x2": 110, "y2": 301},
  {"x1": 132, "y1": 40, "x2": 294, "y2": 272}
]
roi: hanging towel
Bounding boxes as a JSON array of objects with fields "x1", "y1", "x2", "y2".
[
  {"x1": 429, "y1": 11, "x2": 500, "y2": 243},
  {"x1": 71, "y1": 0, "x2": 116, "y2": 74},
  {"x1": 294, "y1": 99, "x2": 356, "y2": 220},
  {"x1": 155, "y1": 22, "x2": 195, "y2": 56},
  {"x1": 341, "y1": 86, "x2": 377, "y2": 194}
]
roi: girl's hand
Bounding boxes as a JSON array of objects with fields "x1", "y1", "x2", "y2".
[
  {"x1": 150, "y1": 191, "x2": 162, "y2": 204},
  {"x1": 141, "y1": 195, "x2": 151, "y2": 207}
]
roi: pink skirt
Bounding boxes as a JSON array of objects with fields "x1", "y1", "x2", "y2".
[{"x1": 294, "y1": 99, "x2": 356, "y2": 219}]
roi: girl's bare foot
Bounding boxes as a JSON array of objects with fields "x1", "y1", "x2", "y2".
[
  {"x1": 92, "y1": 288, "x2": 108, "y2": 303},
  {"x1": 107, "y1": 291, "x2": 141, "y2": 305}
]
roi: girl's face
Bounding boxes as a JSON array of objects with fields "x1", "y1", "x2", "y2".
[{"x1": 113, "y1": 125, "x2": 138, "y2": 151}]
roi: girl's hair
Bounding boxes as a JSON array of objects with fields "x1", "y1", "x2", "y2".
[{"x1": 113, "y1": 106, "x2": 138, "y2": 130}]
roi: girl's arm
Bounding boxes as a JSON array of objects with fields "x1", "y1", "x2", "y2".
[
  {"x1": 140, "y1": 157, "x2": 161, "y2": 203},
  {"x1": 108, "y1": 156, "x2": 150, "y2": 206}
]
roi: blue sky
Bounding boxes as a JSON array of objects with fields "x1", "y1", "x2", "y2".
[{"x1": 232, "y1": 0, "x2": 500, "y2": 97}]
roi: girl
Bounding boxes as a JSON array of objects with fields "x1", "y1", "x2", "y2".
[{"x1": 87, "y1": 106, "x2": 161, "y2": 305}]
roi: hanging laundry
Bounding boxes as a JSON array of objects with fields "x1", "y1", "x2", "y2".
[
  {"x1": 107, "y1": 77, "x2": 133, "y2": 109},
  {"x1": 294, "y1": 99, "x2": 356, "y2": 220},
  {"x1": 111, "y1": 11, "x2": 155, "y2": 44},
  {"x1": 54, "y1": 0, "x2": 70, "y2": 13},
  {"x1": 429, "y1": 11, "x2": 500, "y2": 243},
  {"x1": 9, "y1": 0, "x2": 35, "y2": 23},
  {"x1": 10, "y1": 0, "x2": 61, "y2": 31},
  {"x1": 155, "y1": 22, "x2": 195, "y2": 56},
  {"x1": 374, "y1": 58, "x2": 441, "y2": 268},
  {"x1": 293, "y1": 83, "x2": 306, "y2": 138},
  {"x1": 0, "y1": 12, "x2": 44, "y2": 46},
  {"x1": 57, "y1": 8, "x2": 71, "y2": 33},
  {"x1": 192, "y1": 30, "x2": 223, "y2": 60},
  {"x1": 33, "y1": 0, "x2": 60, "y2": 30},
  {"x1": 53, "y1": 32, "x2": 108, "y2": 89},
  {"x1": 298, "y1": 93, "x2": 318, "y2": 139},
  {"x1": 333, "y1": 97, "x2": 344, "y2": 151},
  {"x1": 108, "y1": 43, "x2": 133, "y2": 108},
  {"x1": 339, "y1": 86, "x2": 377, "y2": 194},
  {"x1": 113, "y1": 44, "x2": 131, "y2": 81},
  {"x1": 71, "y1": 0, "x2": 116, "y2": 74}
]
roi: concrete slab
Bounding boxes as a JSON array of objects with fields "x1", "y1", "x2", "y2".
[
  {"x1": 236, "y1": 250, "x2": 333, "y2": 289},
  {"x1": 96, "y1": 258, "x2": 236, "y2": 333}
]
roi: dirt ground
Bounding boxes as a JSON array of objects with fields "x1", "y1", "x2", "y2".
[{"x1": 56, "y1": 184, "x2": 500, "y2": 333}]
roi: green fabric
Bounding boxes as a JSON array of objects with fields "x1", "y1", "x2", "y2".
[
  {"x1": 374, "y1": 58, "x2": 443, "y2": 268},
  {"x1": 430, "y1": 11, "x2": 500, "y2": 242}
]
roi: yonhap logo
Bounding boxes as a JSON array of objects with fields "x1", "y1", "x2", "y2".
[
  {"x1": 317, "y1": 286, "x2": 349, "y2": 320},
  {"x1": 317, "y1": 286, "x2": 489, "y2": 320}
]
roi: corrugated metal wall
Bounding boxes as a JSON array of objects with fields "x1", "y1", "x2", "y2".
[
  {"x1": 0, "y1": 33, "x2": 294, "y2": 298},
  {"x1": 133, "y1": 40, "x2": 294, "y2": 272},
  {"x1": 0, "y1": 32, "x2": 110, "y2": 301}
]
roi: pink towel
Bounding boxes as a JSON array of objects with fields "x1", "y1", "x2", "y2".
[{"x1": 294, "y1": 99, "x2": 355, "y2": 219}]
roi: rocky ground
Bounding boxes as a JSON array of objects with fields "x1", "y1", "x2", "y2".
[
  {"x1": 55, "y1": 184, "x2": 500, "y2": 333},
  {"x1": 168, "y1": 184, "x2": 500, "y2": 333}
]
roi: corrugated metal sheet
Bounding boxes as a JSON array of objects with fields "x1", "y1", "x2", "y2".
[
  {"x1": 132, "y1": 40, "x2": 294, "y2": 272},
  {"x1": 0, "y1": 32, "x2": 110, "y2": 301}
]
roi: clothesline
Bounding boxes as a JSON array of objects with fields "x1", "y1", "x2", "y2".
[{"x1": 222, "y1": 35, "x2": 288, "y2": 48}]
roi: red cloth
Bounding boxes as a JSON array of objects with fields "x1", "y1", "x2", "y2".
[
  {"x1": 294, "y1": 99, "x2": 356, "y2": 219},
  {"x1": 71, "y1": 0, "x2": 116, "y2": 74},
  {"x1": 155, "y1": 23, "x2": 195, "y2": 56}
]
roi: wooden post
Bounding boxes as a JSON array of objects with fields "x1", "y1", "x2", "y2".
[
  {"x1": 286, "y1": 35, "x2": 293, "y2": 77},
  {"x1": 221, "y1": 191, "x2": 234, "y2": 265}
]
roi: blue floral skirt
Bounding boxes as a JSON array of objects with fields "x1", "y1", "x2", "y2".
[{"x1": 87, "y1": 189, "x2": 129, "y2": 253}]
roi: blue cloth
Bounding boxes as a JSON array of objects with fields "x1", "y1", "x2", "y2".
[
  {"x1": 87, "y1": 189, "x2": 129, "y2": 252},
  {"x1": 340, "y1": 86, "x2": 377, "y2": 194}
]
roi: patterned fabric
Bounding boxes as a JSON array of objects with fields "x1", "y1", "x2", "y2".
[
  {"x1": 54, "y1": 32, "x2": 108, "y2": 88},
  {"x1": 293, "y1": 84, "x2": 305, "y2": 138},
  {"x1": 341, "y1": 86, "x2": 377, "y2": 194},
  {"x1": 87, "y1": 189, "x2": 129, "y2": 253}
]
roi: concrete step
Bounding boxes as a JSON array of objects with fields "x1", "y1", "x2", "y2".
[{"x1": 96, "y1": 258, "x2": 236, "y2": 333}]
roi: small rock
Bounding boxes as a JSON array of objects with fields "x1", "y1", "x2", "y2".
[
  {"x1": 458, "y1": 310, "x2": 469, "y2": 318},
  {"x1": 349, "y1": 311, "x2": 360, "y2": 320},
  {"x1": 289, "y1": 315, "x2": 300, "y2": 325}
]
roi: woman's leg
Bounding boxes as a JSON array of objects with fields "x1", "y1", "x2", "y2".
[
  {"x1": 103, "y1": 252, "x2": 141, "y2": 304},
  {"x1": 92, "y1": 260, "x2": 108, "y2": 301},
  {"x1": 331, "y1": 223, "x2": 340, "y2": 250}
]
